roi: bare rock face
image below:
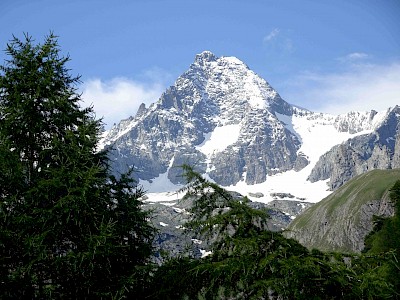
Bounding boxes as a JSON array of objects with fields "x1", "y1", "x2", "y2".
[
  {"x1": 102, "y1": 51, "x2": 304, "y2": 186},
  {"x1": 135, "y1": 103, "x2": 147, "y2": 118},
  {"x1": 100, "y1": 50, "x2": 399, "y2": 197},
  {"x1": 392, "y1": 135, "x2": 400, "y2": 167},
  {"x1": 167, "y1": 148, "x2": 207, "y2": 184},
  {"x1": 308, "y1": 106, "x2": 400, "y2": 190},
  {"x1": 97, "y1": 52, "x2": 400, "y2": 258},
  {"x1": 293, "y1": 152, "x2": 310, "y2": 171},
  {"x1": 333, "y1": 110, "x2": 379, "y2": 133}
]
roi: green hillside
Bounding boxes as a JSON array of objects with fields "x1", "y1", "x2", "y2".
[{"x1": 286, "y1": 169, "x2": 400, "y2": 253}]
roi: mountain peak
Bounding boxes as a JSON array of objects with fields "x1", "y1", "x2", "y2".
[
  {"x1": 195, "y1": 50, "x2": 217, "y2": 64},
  {"x1": 100, "y1": 50, "x2": 399, "y2": 205}
]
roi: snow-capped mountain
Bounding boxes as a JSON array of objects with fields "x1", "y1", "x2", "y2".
[
  {"x1": 308, "y1": 106, "x2": 400, "y2": 189},
  {"x1": 100, "y1": 51, "x2": 398, "y2": 203}
]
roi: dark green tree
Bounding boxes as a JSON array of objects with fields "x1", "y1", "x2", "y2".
[
  {"x1": 0, "y1": 33, "x2": 156, "y2": 299},
  {"x1": 362, "y1": 180, "x2": 400, "y2": 297},
  {"x1": 149, "y1": 166, "x2": 394, "y2": 299},
  {"x1": 364, "y1": 180, "x2": 400, "y2": 254}
]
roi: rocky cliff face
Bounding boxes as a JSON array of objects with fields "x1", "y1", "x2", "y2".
[
  {"x1": 102, "y1": 51, "x2": 303, "y2": 186},
  {"x1": 97, "y1": 51, "x2": 400, "y2": 257},
  {"x1": 308, "y1": 106, "x2": 400, "y2": 190},
  {"x1": 100, "y1": 51, "x2": 399, "y2": 203}
]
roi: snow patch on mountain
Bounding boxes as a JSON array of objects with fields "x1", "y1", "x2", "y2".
[
  {"x1": 142, "y1": 109, "x2": 381, "y2": 204},
  {"x1": 196, "y1": 124, "x2": 241, "y2": 156},
  {"x1": 140, "y1": 158, "x2": 183, "y2": 194},
  {"x1": 292, "y1": 114, "x2": 372, "y2": 164},
  {"x1": 275, "y1": 113, "x2": 302, "y2": 142},
  {"x1": 99, "y1": 51, "x2": 394, "y2": 205}
]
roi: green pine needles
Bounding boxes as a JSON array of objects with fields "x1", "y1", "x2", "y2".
[
  {"x1": 151, "y1": 165, "x2": 399, "y2": 299},
  {"x1": 0, "y1": 33, "x2": 399, "y2": 299},
  {"x1": 0, "y1": 33, "x2": 156, "y2": 299}
]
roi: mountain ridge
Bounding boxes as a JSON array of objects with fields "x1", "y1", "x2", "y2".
[
  {"x1": 100, "y1": 51, "x2": 397, "y2": 203},
  {"x1": 308, "y1": 105, "x2": 400, "y2": 190}
]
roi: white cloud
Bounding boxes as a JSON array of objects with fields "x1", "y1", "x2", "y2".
[
  {"x1": 81, "y1": 77, "x2": 166, "y2": 129},
  {"x1": 263, "y1": 28, "x2": 280, "y2": 43},
  {"x1": 263, "y1": 28, "x2": 294, "y2": 54},
  {"x1": 284, "y1": 62, "x2": 400, "y2": 114},
  {"x1": 338, "y1": 52, "x2": 370, "y2": 63}
]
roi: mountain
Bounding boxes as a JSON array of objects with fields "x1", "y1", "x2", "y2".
[
  {"x1": 101, "y1": 51, "x2": 299, "y2": 184},
  {"x1": 144, "y1": 194, "x2": 314, "y2": 264},
  {"x1": 308, "y1": 107, "x2": 400, "y2": 190},
  {"x1": 100, "y1": 51, "x2": 397, "y2": 203},
  {"x1": 285, "y1": 169, "x2": 400, "y2": 253}
]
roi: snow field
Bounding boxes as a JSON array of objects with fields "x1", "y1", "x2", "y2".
[{"x1": 143, "y1": 111, "x2": 379, "y2": 204}]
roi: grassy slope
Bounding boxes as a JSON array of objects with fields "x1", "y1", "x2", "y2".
[{"x1": 286, "y1": 169, "x2": 400, "y2": 253}]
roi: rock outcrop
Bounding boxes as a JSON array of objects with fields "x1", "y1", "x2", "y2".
[
  {"x1": 308, "y1": 106, "x2": 400, "y2": 190},
  {"x1": 102, "y1": 51, "x2": 304, "y2": 186},
  {"x1": 99, "y1": 51, "x2": 399, "y2": 203}
]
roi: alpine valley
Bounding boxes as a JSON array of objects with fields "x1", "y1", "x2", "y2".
[{"x1": 100, "y1": 51, "x2": 400, "y2": 205}]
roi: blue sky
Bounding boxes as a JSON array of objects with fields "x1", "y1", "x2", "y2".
[{"x1": 1, "y1": 0, "x2": 399, "y2": 128}]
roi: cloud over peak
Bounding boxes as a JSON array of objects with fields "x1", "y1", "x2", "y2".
[
  {"x1": 283, "y1": 61, "x2": 400, "y2": 114},
  {"x1": 338, "y1": 52, "x2": 370, "y2": 63},
  {"x1": 262, "y1": 28, "x2": 294, "y2": 54},
  {"x1": 81, "y1": 77, "x2": 166, "y2": 129},
  {"x1": 263, "y1": 28, "x2": 280, "y2": 43}
]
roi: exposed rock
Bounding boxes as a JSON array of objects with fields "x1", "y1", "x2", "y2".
[
  {"x1": 265, "y1": 200, "x2": 314, "y2": 219},
  {"x1": 308, "y1": 106, "x2": 400, "y2": 190},
  {"x1": 135, "y1": 103, "x2": 147, "y2": 118},
  {"x1": 293, "y1": 152, "x2": 309, "y2": 171},
  {"x1": 99, "y1": 51, "x2": 399, "y2": 201},
  {"x1": 270, "y1": 192, "x2": 295, "y2": 199},
  {"x1": 145, "y1": 194, "x2": 313, "y2": 263},
  {"x1": 392, "y1": 134, "x2": 400, "y2": 167},
  {"x1": 248, "y1": 192, "x2": 264, "y2": 198},
  {"x1": 167, "y1": 148, "x2": 207, "y2": 184},
  {"x1": 102, "y1": 51, "x2": 306, "y2": 186},
  {"x1": 333, "y1": 110, "x2": 379, "y2": 133}
]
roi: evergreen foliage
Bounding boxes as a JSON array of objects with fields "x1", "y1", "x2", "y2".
[
  {"x1": 149, "y1": 166, "x2": 397, "y2": 299},
  {"x1": 363, "y1": 180, "x2": 400, "y2": 297},
  {"x1": 0, "y1": 33, "x2": 156, "y2": 299},
  {"x1": 1, "y1": 33, "x2": 399, "y2": 299}
]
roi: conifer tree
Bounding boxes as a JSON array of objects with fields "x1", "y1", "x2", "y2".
[
  {"x1": 0, "y1": 33, "x2": 155, "y2": 299},
  {"x1": 150, "y1": 165, "x2": 394, "y2": 299},
  {"x1": 362, "y1": 180, "x2": 400, "y2": 296}
]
